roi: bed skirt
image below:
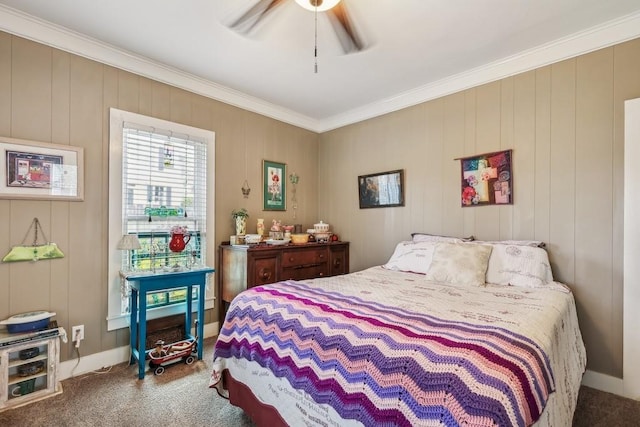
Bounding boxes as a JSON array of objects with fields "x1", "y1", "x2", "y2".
[{"x1": 223, "y1": 369, "x2": 287, "y2": 427}]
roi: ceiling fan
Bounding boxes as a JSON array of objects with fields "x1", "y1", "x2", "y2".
[{"x1": 229, "y1": 0, "x2": 365, "y2": 54}]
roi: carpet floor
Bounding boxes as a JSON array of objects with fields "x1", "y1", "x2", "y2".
[{"x1": 1, "y1": 336, "x2": 638, "y2": 426}]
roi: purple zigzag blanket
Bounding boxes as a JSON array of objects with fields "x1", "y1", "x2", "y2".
[{"x1": 212, "y1": 280, "x2": 555, "y2": 426}]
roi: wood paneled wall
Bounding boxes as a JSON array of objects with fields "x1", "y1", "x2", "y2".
[
  {"x1": 0, "y1": 33, "x2": 319, "y2": 362},
  {"x1": 318, "y1": 38, "x2": 640, "y2": 377},
  {"x1": 1, "y1": 28, "x2": 639, "y2": 379}
]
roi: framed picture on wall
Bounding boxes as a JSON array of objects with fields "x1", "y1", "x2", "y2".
[
  {"x1": 358, "y1": 169, "x2": 405, "y2": 209},
  {"x1": 263, "y1": 160, "x2": 286, "y2": 211},
  {"x1": 458, "y1": 149, "x2": 512, "y2": 207},
  {"x1": 0, "y1": 136, "x2": 84, "y2": 201}
]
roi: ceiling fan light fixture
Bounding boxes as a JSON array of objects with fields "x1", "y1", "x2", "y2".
[{"x1": 295, "y1": 0, "x2": 341, "y2": 12}]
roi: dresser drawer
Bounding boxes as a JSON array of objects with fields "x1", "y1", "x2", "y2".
[
  {"x1": 250, "y1": 256, "x2": 279, "y2": 286},
  {"x1": 282, "y1": 263, "x2": 327, "y2": 281},
  {"x1": 281, "y1": 247, "x2": 327, "y2": 267},
  {"x1": 330, "y1": 245, "x2": 349, "y2": 276}
]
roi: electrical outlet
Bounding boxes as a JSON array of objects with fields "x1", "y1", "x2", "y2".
[{"x1": 72, "y1": 325, "x2": 84, "y2": 342}]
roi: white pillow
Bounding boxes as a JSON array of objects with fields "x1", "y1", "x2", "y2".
[
  {"x1": 411, "y1": 233, "x2": 474, "y2": 243},
  {"x1": 484, "y1": 244, "x2": 554, "y2": 287},
  {"x1": 476, "y1": 239, "x2": 545, "y2": 248},
  {"x1": 382, "y1": 241, "x2": 437, "y2": 274},
  {"x1": 424, "y1": 242, "x2": 492, "y2": 287}
]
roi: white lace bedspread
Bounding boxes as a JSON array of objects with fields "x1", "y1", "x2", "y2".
[{"x1": 211, "y1": 266, "x2": 586, "y2": 426}]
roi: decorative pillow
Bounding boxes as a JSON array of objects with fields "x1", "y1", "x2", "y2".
[
  {"x1": 382, "y1": 241, "x2": 437, "y2": 274},
  {"x1": 484, "y1": 244, "x2": 554, "y2": 287},
  {"x1": 411, "y1": 233, "x2": 474, "y2": 244},
  {"x1": 424, "y1": 242, "x2": 492, "y2": 286},
  {"x1": 475, "y1": 239, "x2": 545, "y2": 248}
]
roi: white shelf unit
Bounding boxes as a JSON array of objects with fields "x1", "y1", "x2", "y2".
[{"x1": 0, "y1": 331, "x2": 62, "y2": 411}]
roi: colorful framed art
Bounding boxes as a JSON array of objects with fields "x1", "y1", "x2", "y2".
[
  {"x1": 0, "y1": 136, "x2": 84, "y2": 201},
  {"x1": 459, "y1": 149, "x2": 512, "y2": 207}
]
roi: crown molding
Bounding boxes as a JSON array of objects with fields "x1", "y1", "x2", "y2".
[
  {"x1": 1, "y1": 5, "x2": 639, "y2": 133},
  {"x1": 318, "y1": 11, "x2": 640, "y2": 132},
  {"x1": 0, "y1": 5, "x2": 319, "y2": 131}
]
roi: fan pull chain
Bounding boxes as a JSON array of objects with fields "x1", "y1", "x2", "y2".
[{"x1": 314, "y1": 3, "x2": 318, "y2": 73}]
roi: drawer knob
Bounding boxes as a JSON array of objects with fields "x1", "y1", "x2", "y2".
[{"x1": 259, "y1": 268, "x2": 272, "y2": 281}]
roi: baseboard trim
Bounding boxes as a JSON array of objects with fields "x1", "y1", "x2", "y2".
[
  {"x1": 59, "y1": 321, "x2": 219, "y2": 381},
  {"x1": 581, "y1": 370, "x2": 624, "y2": 397}
]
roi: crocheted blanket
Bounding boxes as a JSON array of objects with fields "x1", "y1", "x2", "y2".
[{"x1": 212, "y1": 274, "x2": 560, "y2": 426}]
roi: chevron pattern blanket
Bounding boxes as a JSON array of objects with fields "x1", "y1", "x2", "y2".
[{"x1": 212, "y1": 277, "x2": 557, "y2": 427}]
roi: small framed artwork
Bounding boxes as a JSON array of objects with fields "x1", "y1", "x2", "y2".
[
  {"x1": 263, "y1": 160, "x2": 286, "y2": 211},
  {"x1": 0, "y1": 136, "x2": 84, "y2": 201},
  {"x1": 358, "y1": 169, "x2": 405, "y2": 209},
  {"x1": 458, "y1": 149, "x2": 512, "y2": 207}
]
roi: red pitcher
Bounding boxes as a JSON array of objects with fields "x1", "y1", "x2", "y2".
[{"x1": 169, "y1": 231, "x2": 190, "y2": 252}]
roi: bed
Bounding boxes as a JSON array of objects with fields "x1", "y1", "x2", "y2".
[{"x1": 210, "y1": 236, "x2": 587, "y2": 427}]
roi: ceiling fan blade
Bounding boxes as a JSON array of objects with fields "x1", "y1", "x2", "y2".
[
  {"x1": 230, "y1": 0, "x2": 287, "y2": 33},
  {"x1": 327, "y1": 2, "x2": 364, "y2": 53}
]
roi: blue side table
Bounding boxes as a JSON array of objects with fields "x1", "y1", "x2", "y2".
[{"x1": 121, "y1": 267, "x2": 214, "y2": 379}]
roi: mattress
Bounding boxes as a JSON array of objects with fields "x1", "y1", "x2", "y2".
[{"x1": 211, "y1": 266, "x2": 586, "y2": 426}]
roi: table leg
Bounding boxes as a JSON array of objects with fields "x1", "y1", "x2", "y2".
[
  {"x1": 197, "y1": 283, "x2": 205, "y2": 360},
  {"x1": 185, "y1": 284, "x2": 193, "y2": 342},
  {"x1": 138, "y1": 289, "x2": 147, "y2": 379},
  {"x1": 129, "y1": 289, "x2": 138, "y2": 365}
]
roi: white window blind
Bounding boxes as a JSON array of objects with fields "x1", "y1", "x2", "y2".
[{"x1": 121, "y1": 124, "x2": 207, "y2": 238}]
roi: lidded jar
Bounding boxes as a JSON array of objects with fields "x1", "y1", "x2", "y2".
[{"x1": 313, "y1": 221, "x2": 329, "y2": 233}]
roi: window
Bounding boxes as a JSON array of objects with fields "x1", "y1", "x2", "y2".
[
  {"x1": 108, "y1": 109, "x2": 215, "y2": 331},
  {"x1": 130, "y1": 231, "x2": 202, "y2": 274}
]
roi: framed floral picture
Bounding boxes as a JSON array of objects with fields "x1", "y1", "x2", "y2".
[
  {"x1": 459, "y1": 149, "x2": 512, "y2": 207},
  {"x1": 263, "y1": 160, "x2": 286, "y2": 211}
]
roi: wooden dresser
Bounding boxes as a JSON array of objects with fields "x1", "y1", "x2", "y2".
[{"x1": 218, "y1": 241, "x2": 349, "y2": 323}]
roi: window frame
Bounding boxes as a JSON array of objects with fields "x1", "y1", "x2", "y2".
[{"x1": 107, "y1": 108, "x2": 215, "y2": 331}]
